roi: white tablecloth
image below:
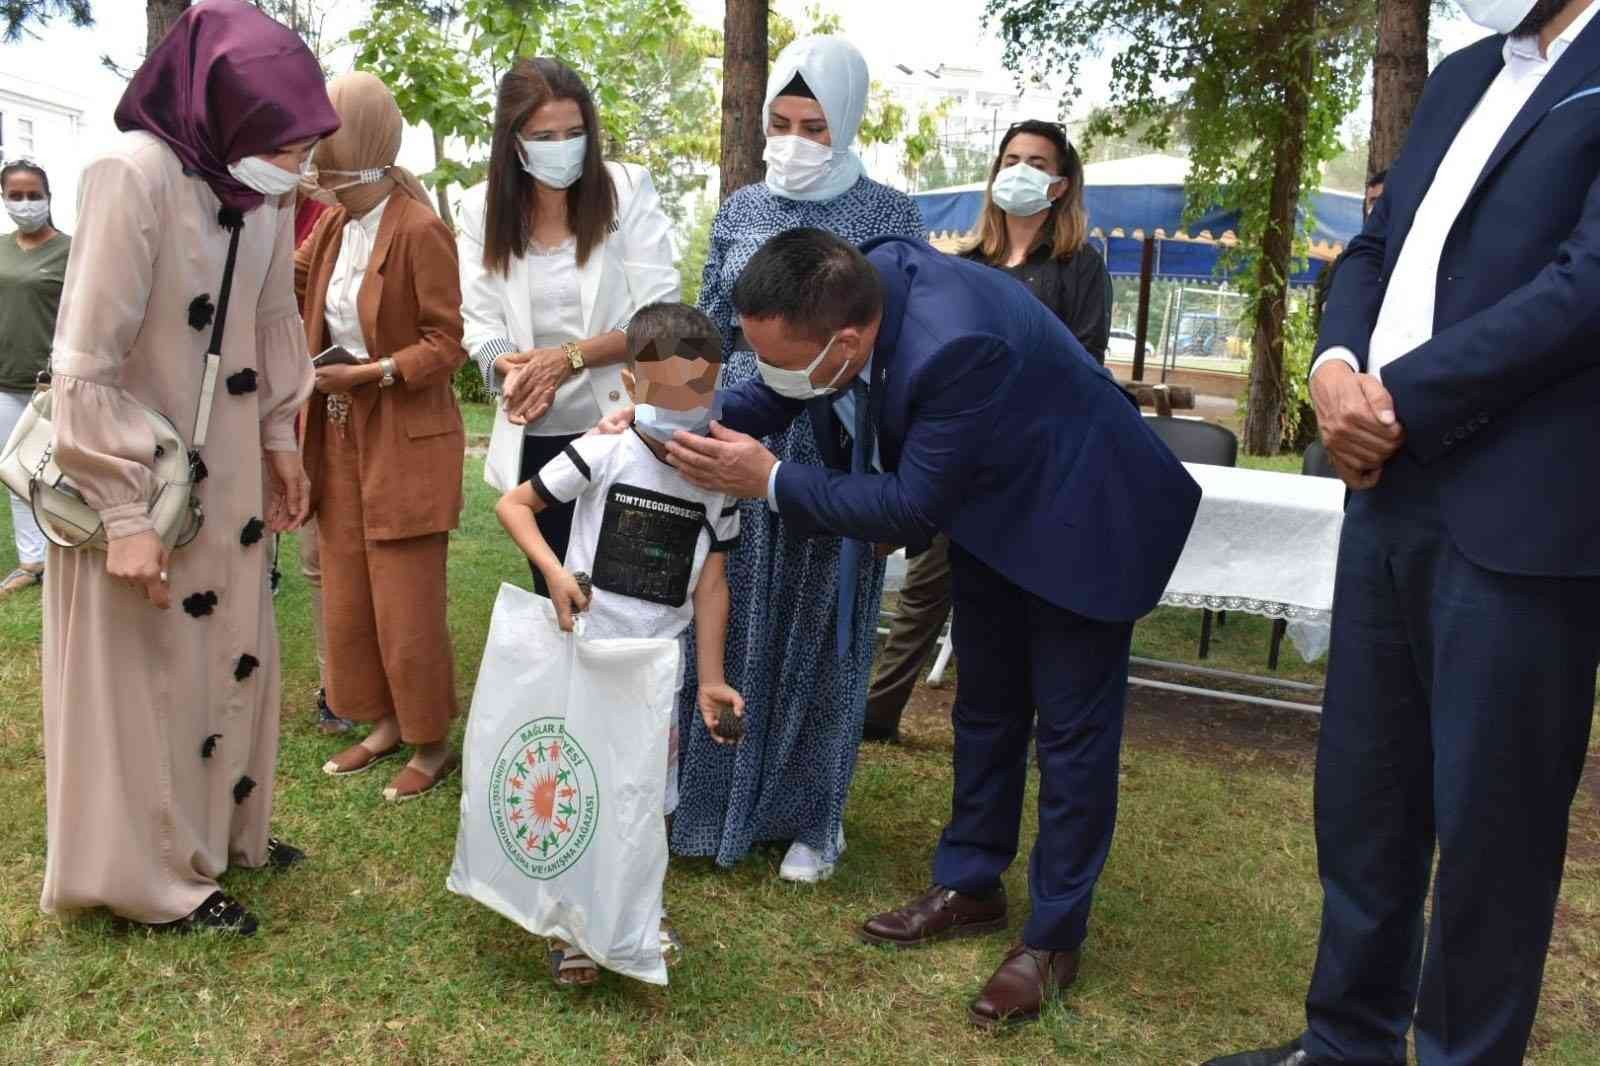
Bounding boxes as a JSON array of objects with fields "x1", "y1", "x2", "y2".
[{"x1": 1160, "y1": 462, "x2": 1346, "y2": 661}]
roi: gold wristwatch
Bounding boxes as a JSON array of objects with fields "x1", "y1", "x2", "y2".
[{"x1": 562, "y1": 340, "x2": 585, "y2": 372}]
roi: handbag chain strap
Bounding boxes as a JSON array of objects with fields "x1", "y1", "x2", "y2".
[{"x1": 191, "y1": 216, "x2": 244, "y2": 452}]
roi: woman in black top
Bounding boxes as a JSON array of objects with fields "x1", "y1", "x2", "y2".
[{"x1": 960, "y1": 120, "x2": 1111, "y2": 363}]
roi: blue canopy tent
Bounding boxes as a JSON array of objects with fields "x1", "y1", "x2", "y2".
[{"x1": 913, "y1": 154, "x2": 1365, "y2": 285}]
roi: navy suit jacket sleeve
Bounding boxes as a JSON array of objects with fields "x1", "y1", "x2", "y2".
[
  {"x1": 1383, "y1": 166, "x2": 1600, "y2": 465},
  {"x1": 1316, "y1": 189, "x2": 1391, "y2": 368},
  {"x1": 773, "y1": 335, "x2": 1015, "y2": 544}
]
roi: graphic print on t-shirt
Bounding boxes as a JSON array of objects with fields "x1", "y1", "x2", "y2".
[{"x1": 591, "y1": 483, "x2": 707, "y2": 607}]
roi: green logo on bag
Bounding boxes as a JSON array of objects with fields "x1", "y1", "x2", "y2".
[{"x1": 490, "y1": 719, "x2": 600, "y2": 880}]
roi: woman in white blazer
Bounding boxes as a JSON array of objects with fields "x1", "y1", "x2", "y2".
[{"x1": 459, "y1": 57, "x2": 678, "y2": 590}]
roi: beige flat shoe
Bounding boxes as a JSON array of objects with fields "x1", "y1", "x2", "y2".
[
  {"x1": 322, "y1": 741, "x2": 402, "y2": 777},
  {"x1": 382, "y1": 751, "x2": 460, "y2": 803}
]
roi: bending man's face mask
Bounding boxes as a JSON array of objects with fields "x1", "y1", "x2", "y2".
[{"x1": 628, "y1": 335, "x2": 725, "y2": 442}]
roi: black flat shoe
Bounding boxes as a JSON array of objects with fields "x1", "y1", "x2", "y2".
[
  {"x1": 860, "y1": 719, "x2": 901, "y2": 744},
  {"x1": 1203, "y1": 1039, "x2": 1317, "y2": 1066},
  {"x1": 264, "y1": 837, "x2": 305, "y2": 870},
  {"x1": 154, "y1": 891, "x2": 258, "y2": 937}
]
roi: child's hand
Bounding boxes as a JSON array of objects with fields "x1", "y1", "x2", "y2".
[
  {"x1": 698, "y1": 683, "x2": 746, "y2": 744},
  {"x1": 549, "y1": 569, "x2": 591, "y2": 632}
]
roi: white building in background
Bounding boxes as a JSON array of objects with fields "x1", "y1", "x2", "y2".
[
  {"x1": 859, "y1": 61, "x2": 1063, "y2": 192},
  {"x1": 0, "y1": 72, "x2": 90, "y2": 233}
]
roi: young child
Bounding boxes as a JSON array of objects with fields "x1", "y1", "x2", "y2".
[{"x1": 494, "y1": 302, "x2": 744, "y2": 987}]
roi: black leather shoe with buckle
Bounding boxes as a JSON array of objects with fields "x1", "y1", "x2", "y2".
[
  {"x1": 264, "y1": 837, "x2": 305, "y2": 870},
  {"x1": 155, "y1": 891, "x2": 258, "y2": 937},
  {"x1": 859, "y1": 884, "x2": 1008, "y2": 948}
]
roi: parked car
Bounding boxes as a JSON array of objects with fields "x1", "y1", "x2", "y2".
[{"x1": 1107, "y1": 328, "x2": 1148, "y2": 362}]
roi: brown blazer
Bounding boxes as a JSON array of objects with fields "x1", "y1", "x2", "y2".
[{"x1": 295, "y1": 194, "x2": 467, "y2": 541}]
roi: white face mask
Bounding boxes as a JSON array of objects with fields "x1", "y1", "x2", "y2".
[
  {"x1": 1454, "y1": 0, "x2": 1539, "y2": 33},
  {"x1": 5, "y1": 198, "x2": 51, "y2": 234},
  {"x1": 519, "y1": 135, "x2": 587, "y2": 189},
  {"x1": 635, "y1": 393, "x2": 724, "y2": 443},
  {"x1": 317, "y1": 166, "x2": 390, "y2": 193},
  {"x1": 756, "y1": 332, "x2": 853, "y2": 400},
  {"x1": 228, "y1": 155, "x2": 306, "y2": 197},
  {"x1": 763, "y1": 135, "x2": 840, "y2": 200},
  {"x1": 990, "y1": 163, "x2": 1060, "y2": 218}
]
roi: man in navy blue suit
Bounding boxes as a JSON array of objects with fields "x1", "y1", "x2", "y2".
[
  {"x1": 1209, "y1": 2, "x2": 1600, "y2": 1064},
  {"x1": 658, "y1": 228, "x2": 1200, "y2": 1027}
]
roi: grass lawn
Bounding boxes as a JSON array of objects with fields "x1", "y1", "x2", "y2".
[{"x1": 0, "y1": 457, "x2": 1595, "y2": 1065}]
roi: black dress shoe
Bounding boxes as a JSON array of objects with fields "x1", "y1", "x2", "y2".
[
  {"x1": 860, "y1": 719, "x2": 900, "y2": 744},
  {"x1": 264, "y1": 837, "x2": 305, "y2": 870},
  {"x1": 154, "y1": 891, "x2": 258, "y2": 937},
  {"x1": 1203, "y1": 1039, "x2": 1316, "y2": 1066}
]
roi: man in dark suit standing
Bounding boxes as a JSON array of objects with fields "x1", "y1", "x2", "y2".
[
  {"x1": 658, "y1": 228, "x2": 1200, "y2": 1027},
  {"x1": 1209, "y1": 2, "x2": 1600, "y2": 1064}
]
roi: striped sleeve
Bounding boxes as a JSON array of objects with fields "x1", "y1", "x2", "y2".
[{"x1": 473, "y1": 337, "x2": 518, "y2": 394}]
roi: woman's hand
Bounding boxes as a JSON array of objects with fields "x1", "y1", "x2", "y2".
[
  {"x1": 698, "y1": 683, "x2": 745, "y2": 745},
  {"x1": 265, "y1": 450, "x2": 312, "y2": 532},
  {"x1": 493, "y1": 350, "x2": 533, "y2": 379},
  {"x1": 548, "y1": 568, "x2": 591, "y2": 632},
  {"x1": 504, "y1": 348, "x2": 571, "y2": 425},
  {"x1": 107, "y1": 530, "x2": 171, "y2": 609},
  {"x1": 314, "y1": 362, "x2": 375, "y2": 395}
]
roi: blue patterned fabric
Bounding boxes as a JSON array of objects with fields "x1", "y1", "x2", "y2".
[{"x1": 670, "y1": 176, "x2": 925, "y2": 868}]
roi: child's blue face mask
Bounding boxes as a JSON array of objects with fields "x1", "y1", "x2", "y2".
[{"x1": 636, "y1": 392, "x2": 724, "y2": 443}]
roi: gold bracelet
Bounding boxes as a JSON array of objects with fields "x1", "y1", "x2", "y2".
[{"x1": 562, "y1": 341, "x2": 585, "y2": 372}]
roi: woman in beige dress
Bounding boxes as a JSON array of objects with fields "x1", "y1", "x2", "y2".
[{"x1": 40, "y1": 0, "x2": 339, "y2": 936}]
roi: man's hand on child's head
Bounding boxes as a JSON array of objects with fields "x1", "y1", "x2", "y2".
[
  {"x1": 699, "y1": 683, "x2": 746, "y2": 745},
  {"x1": 549, "y1": 569, "x2": 592, "y2": 632}
]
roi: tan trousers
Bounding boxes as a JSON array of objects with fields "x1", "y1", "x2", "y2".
[
  {"x1": 865, "y1": 534, "x2": 952, "y2": 733},
  {"x1": 317, "y1": 429, "x2": 457, "y2": 744},
  {"x1": 299, "y1": 518, "x2": 328, "y2": 688}
]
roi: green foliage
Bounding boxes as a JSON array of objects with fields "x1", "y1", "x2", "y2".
[
  {"x1": 453, "y1": 359, "x2": 492, "y2": 408},
  {"x1": 2, "y1": 0, "x2": 92, "y2": 43},
  {"x1": 351, "y1": 0, "x2": 719, "y2": 222},
  {"x1": 676, "y1": 193, "x2": 718, "y2": 307},
  {"x1": 1278, "y1": 295, "x2": 1321, "y2": 450}
]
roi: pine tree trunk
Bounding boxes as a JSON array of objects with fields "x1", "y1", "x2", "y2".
[
  {"x1": 719, "y1": 0, "x2": 769, "y2": 200},
  {"x1": 146, "y1": 0, "x2": 191, "y2": 55},
  {"x1": 1242, "y1": 0, "x2": 1316, "y2": 456},
  {"x1": 1368, "y1": 0, "x2": 1430, "y2": 177}
]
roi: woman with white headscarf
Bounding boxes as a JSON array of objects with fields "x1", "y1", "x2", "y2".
[{"x1": 670, "y1": 36, "x2": 925, "y2": 883}]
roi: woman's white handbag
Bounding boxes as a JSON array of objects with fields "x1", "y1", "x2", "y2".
[
  {"x1": 0, "y1": 388, "x2": 201, "y2": 550},
  {"x1": 0, "y1": 219, "x2": 243, "y2": 550}
]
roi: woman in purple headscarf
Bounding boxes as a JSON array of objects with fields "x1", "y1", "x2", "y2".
[{"x1": 39, "y1": 0, "x2": 339, "y2": 936}]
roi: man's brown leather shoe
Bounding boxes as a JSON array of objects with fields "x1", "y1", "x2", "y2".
[
  {"x1": 968, "y1": 942, "x2": 1081, "y2": 1028},
  {"x1": 859, "y1": 884, "x2": 1007, "y2": 948}
]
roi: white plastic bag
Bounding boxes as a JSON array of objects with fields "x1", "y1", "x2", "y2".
[{"x1": 448, "y1": 582, "x2": 681, "y2": 985}]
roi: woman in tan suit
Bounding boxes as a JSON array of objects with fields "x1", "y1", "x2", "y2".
[{"x1": 294, "y1": 73, "x2": 468, "y2": 801}]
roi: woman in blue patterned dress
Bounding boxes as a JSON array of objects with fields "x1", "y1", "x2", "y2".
[{"x1": 670, "y1": 36, "x2": 925, "y2": 881}]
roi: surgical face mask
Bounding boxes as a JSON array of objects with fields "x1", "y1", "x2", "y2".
[
  {"x1": 228, "y1": 155, "x2": 306, "y2": 197},
  {"x1": 756, "y1": 332, "x2": 853, "y2": 400},
  {"x1": 5, "y1": 198, "x2": 51, "y2": 234},
  {"x1": 763, "y1": 135, "x2": 838, "y2": 199},
  {"x1": 635, "y1": 394, "x2": 724, "y2": 443},
  {"x1": 990, "y1": 163, "x2": 1060, "y2": 218},
  {"x1": 318, "y1": 166, "x2": 390, "y2": 193},
  {"x1": 519, "y1": 135, "x2": 587, "y2": 190},
  {"x1": 1454, "y1": 0, "x2": 1540, "y2": 33}
]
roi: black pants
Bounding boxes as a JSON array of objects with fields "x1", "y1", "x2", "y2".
[
  {"x1": 1303, "y1": 457, "x2": 1600, "y2": 1065},
  {"x1": 517, "y1": 432, "x2": 582, "y2": 597}
]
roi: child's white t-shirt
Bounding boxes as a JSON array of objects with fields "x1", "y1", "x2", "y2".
[{"x1": 533, "y1": 429, "x2": 740, "y2": 641}]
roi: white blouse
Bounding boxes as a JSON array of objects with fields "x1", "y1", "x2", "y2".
[
  {"x1": 323, "y1": 196, "x2": 390, "y2": 361},
  {"x1": 523, "y1": 235, "x2": 601, "y2": 436}
]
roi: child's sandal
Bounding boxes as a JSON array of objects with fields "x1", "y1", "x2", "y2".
[
  {"x1": 660, "y1": 920, "x2": 684, "y2": 967},
  {"x1": 550, "y1": 941, "x2": 600, "y2": 987}
]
